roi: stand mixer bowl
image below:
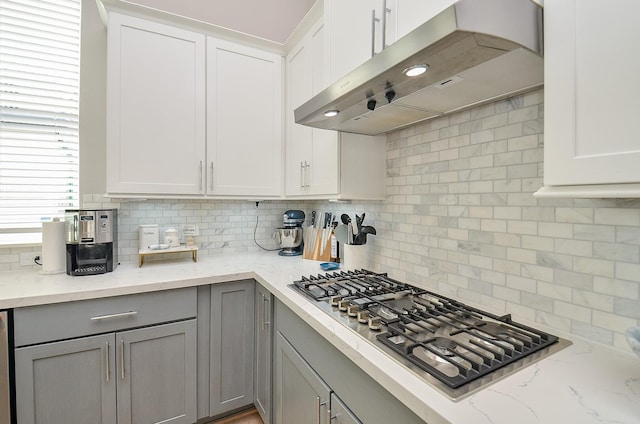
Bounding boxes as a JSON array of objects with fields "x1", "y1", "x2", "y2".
[{"x1": 273, "y1": 227, "x2": 303, "y2": 256}]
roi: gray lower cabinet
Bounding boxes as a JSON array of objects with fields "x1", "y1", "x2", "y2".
[
  {"x1": 13, "y1": 288, "x2": 198, "y2": 424},
  {"x1": 207, "y1": 280, "x2": 255, "y2": 418},
  {"x1": 15, "y1": 333, "x2": 116, "y2": 424},
  {"x1": 330, "y1": 393, "x2": 362, "y2": 424},
  {"x1": 275, "y1": 331, "x2": 335, "y2": 424},
  {"x1": 15, "y1": 320, "x2": 197, "y2": 424},
  {"x1": 254, "y1": 284, "x2": 272, "y2": 424},
  {"x1": 274, "y1": 299, "x2": 424, "y2": 424}
]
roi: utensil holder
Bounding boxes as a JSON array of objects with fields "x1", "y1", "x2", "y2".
[
  {"x1": 342, "y1": 244, "x2": 368, "y2": 270},
  {"x1": 303, "y1": 227, "x2": 331, "y2": 261}
]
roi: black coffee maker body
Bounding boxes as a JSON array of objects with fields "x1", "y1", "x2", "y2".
[{"x1": 65, "y1": 209, "x2": 118, "y2": 276}]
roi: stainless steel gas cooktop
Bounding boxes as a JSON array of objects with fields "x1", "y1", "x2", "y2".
[{"x1": 290, "y1": 269, "x2": 571, "y2": 401}]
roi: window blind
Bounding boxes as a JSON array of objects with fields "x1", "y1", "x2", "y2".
[{"x1": 0, "y1": 0, "x2": 80, "y2": 237}]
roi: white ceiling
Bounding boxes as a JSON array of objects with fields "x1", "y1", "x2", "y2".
[{"x1": 126, "y1": 0, "x2": 316, "y2": 43}]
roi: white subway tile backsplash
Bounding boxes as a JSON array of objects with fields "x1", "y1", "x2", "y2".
[
  {"x1": 594, "y1": 208, "x2": 640, "y2": 226},
  {"x1": 373, "y1": 88, "x2": 639, "y2": 353},
  {"x1": 4, "y1": 89, "x2": 638, "y2": 354}
]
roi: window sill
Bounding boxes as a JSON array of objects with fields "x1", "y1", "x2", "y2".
[{"x1": 0, "y1": 233, "x2": 42, "y2": 247}]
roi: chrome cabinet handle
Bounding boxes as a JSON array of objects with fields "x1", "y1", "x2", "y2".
[
  {"x1": 120, "y1": 339, "x2": 125, "y2": 380},
  {"x1": 263, "y1": 294, "x2": 270, "y2": 330},
  {"x1": 371, "y1": 9, "x2": 378, "y2": 57},
  {"x1": 382, "y1": 0, "x2": 390, "y2": 50},
  {"x1": 91, "y1": 311, "x2": 138, "y2": 321},
  {"x1": 300, "y1": 161, "x2": 304, "y2": 189},
  {"x1": 199, "y1": 160, "x2": 203, "y2": 190},
  {"x1": 105, "y1": 342, "x2": 110, "y2": 383},
  {"x1": 316, "y1": 397, "x2": 321, "y2": 424},
  {"x1": 210, "y1": 162, "x2": 214, "y2": 190},
  {"x1": 319, "y1": 400, "x2": 329, "y2": 424},
  {"x1": 304, "y1": 161, "x2": 310, "y2": 188}
]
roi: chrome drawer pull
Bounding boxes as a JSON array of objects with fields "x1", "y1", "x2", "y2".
[
  {"x1": 90, "y1": 311, "x2": 138, "y2": 321},
  {"x1": 105, "y1": 342, "x2": 110, "y2": 383}
]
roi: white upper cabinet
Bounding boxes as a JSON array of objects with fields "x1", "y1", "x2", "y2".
[
  {"x1": 326, "y1": 0, "x2": 457, "y2": 83},
  {"x1": 106, "y1": 13, "x2": 206, "y2": 195},
  {"x1": 286, "y1": 18, "x2": 340, "y2": 196},
  {"x1": 538, "y1": 0, "x2": 640, "y2": 197},
  {"x1": 394, "y1": 0, "x2": 457, "y2": 40},
  {"x1": 106, "y1": 13, "x2": 284, "y2": 198},
  {"x1": 285, "y1": 15, "x2": 386, "y2": 200},
  {"x1": 206, "y1": 38, "x2": 283, "y2": 197},
  {"x1": 325, "y1": 0, "x2": 393, "y2": 83}
]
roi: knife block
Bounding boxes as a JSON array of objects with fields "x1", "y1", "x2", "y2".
[{"x1": 303, "y1": 227, "x2": 331, "y2": 261}]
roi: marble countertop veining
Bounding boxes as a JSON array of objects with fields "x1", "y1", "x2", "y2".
[{"x1": 1, "y1": 251, "x2": 639, "y2": 424}]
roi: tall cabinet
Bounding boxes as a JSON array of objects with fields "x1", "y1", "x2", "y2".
[{"x1": 537, "y1": 0, "x2": 640, "y2": 197}]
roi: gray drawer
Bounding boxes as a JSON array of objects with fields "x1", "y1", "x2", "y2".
[{"x1": 14, "y1": 287, "x2": 197, "y2": 347}]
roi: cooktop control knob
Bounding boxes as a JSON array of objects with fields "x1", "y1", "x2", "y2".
[
  {"x1": 357, "y1": 310, "x2": 370, "y2": 324},
  {"x1": 347, "y1": 304, "x2": 360, "y2": 317},
  {"x1": 338, "y1": 299, "x2": 350, "y2": 312},
  {"x1": 330, "y1": 296, "x2": 342, "y2": 307},
  {"x1": 368, "y1": 316, "x2": 382, "y2": 331}
]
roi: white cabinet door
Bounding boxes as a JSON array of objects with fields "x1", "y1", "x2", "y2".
[
  {"x1": 326, "y1": 0, "x2": 373, "y2": 83},
  {"x1": 286, "y1": 18, "x2": 340, "y2": 197},
  {"x1": 106, "y1": 13, "x2": 206, "y2": 195},
  {"x1": 206, "y1": 38, "x2": 283, "y2": 196},
  {"x1": 543, "y1": 0, "x2": 640, "y2": 188},
  {"x1": 394, "y1": 0, "x2": 456, "y2": 39}
]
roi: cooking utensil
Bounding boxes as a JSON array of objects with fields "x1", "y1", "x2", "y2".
[
  {"x1": 341, "y1": 214, "x2": 351, "y2": 225},
  {"x1": 357, "y1": 225, "x2": 377, "y2": 245},
  {"x1": 334, "y1": 224, "x2": 350, "y2": 245},
  {"x1": 355, "y1": 213, "x2": 364, "y2": 235}
]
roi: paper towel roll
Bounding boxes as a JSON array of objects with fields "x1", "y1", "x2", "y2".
[{"x1": 40, "y1": 218, "x2": 66, "y2": 274}]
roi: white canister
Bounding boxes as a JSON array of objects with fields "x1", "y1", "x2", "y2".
[
  {"x1": 139, "y1": 224, "x2": 159, "y2": 251},
  {"x1": 342, "y1": 244, "x2": 369, "y2": 271}
]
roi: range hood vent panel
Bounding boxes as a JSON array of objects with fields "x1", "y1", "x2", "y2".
[{"x1": 294, "y1": 0, "x2": 543, "y2": 136}]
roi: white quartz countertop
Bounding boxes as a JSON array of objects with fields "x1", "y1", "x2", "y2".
[{"x1": 1, "y1": 251, "x2": 639, "y2": 424}]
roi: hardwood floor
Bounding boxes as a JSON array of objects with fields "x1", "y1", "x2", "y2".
[{"x1": 210, "y1": 408, "x2": 264, "y2": 424}]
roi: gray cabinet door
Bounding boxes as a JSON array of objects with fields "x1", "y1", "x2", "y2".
[
  {"x1": 116, "y1": 320, "x2": 197, "y2": 424},
  {"x1": 15, "y1": 333, "x2": 117, "y2": 424},
  {"x1": 274, "y1": 331, "x2": 331, "y2": 424},
  {"x1": 254, "y1": 284, "x2": 272, "y2": 424},
  {"x1": 330, "y1": 393, "x2": 362, "y2": 424},
  {"x1": 210, "y1": 281, "x2": 255, "y2": 416}
]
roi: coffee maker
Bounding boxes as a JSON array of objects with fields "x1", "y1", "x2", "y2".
[
  {"x1": 65, "y1": 209, "x2": 118, "y2": 276},
  {"x1": 273, "y1": 210, "x2": 305, "y2": 256}
]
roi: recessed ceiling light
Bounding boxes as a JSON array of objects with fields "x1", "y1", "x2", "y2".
[
  {"x1": 403, "y1": 64, "x2": 429, "y2": 77},
  {"x1": 323, "y1": 110, "x2": 339, "y2": 117}
]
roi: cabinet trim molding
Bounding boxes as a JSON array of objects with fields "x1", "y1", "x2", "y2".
[{"x1": 534, "y1": 183, "x2": 640, "y2": 198}]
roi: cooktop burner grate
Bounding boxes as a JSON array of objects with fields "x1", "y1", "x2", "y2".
[{"x1": 290, "y1": 269, "x2": 570, "y2": 400}]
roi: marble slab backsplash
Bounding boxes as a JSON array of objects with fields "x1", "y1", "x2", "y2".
[{"x1": 2, "y1": 88, "x2": 639, "y2": 354}]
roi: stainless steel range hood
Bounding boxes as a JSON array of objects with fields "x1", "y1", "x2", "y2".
[{"x1": 294, "y1": 0, "x2": 543, "y2": 136}]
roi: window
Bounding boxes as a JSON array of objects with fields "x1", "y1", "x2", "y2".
[{"x1": 0, "y1": 0, "x2": 80, "y2": 244}]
